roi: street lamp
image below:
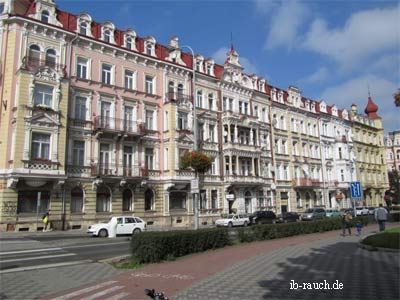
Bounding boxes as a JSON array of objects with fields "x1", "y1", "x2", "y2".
[{"x1": 179, "y1": 45, "x2": 199, "y2": 229}]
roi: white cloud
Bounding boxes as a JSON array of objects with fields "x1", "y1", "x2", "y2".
[
  {"x1": 212, "y1": 47, "x2": 258, "y2": 74},
  {"x1": 303, "y1": 5, "x2": 400, "y2": 70},
  {"x1": 254, "y1": 0, "x2": 278, "y2": 15},
  {"x1": 320, "y1": 74, "x2": 399, "y2": 132},
  {"x1": 369, "y1": 53, "x2": 400, "y2": 74},
  {"x1": 265, "y1": 1, "x2": 310, "y2": 50},
  {"x1": 299, "y1": 67, "x2": 329, "y2": 83}
]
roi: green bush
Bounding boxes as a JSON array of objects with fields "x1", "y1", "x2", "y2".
[
  {"x1": 362, "y1": 227, "x2": 400, "y2": 249},
  {"x1": 131, "y1": 228, "x2": 231, "y2": 263}
]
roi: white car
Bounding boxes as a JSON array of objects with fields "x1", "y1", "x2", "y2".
[
  {"x1": 87, "y1": 216, "x2": 146, "y2": 237},
  {"x1": 215, "y1": 214, "x2": 250, "y2": 227},
  {"x1": 355, "y1": 206, "x2": 369, "y2": 216}
]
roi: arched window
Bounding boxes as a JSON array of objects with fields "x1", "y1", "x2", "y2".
[
  {"x1": 96, "y1": 186, "x2": 111, "y2": 212},
  {"x1": 79, "y1": 22, "x2": 88, "y2": 35},
  {"x1": 45, "y1": 49, "x2": 56, "y2": 68},
  {"x1": 144, "y1": 189, "x2": 154, "y2": 211},
  {"x1": 104, "y1": 29, "x2": 111, "y2": 43},
  {"x1": 244, "y1": 191, "x2": 252, "y2": 214},
  {"x1": 145, "y1": 42, "x2": 153, "y2": 55},
  {"x1": 125, "y1": 37, "x2": 132, "y2": 49},
  {"x1": 28, "y1": 44, "x2": 41, "y2": 67},
  {"x1": 41, "y1": 10, "x2": 49, "y2": 23},
  {"x1": 177, "y1": 84, "x2": 184, "y2": 99},
  {"x1": 196, "y1": 90, "x2": 202, "y2": 108},
  {"x1": 71, "y1": 187, "x2": 84, "y2": 213},
  {"x1": 122, "y1": 189, "x2": 132, "y2": 212},
  {"x1": 168, "y1": 81, "x2": 174, "y2": 95}
]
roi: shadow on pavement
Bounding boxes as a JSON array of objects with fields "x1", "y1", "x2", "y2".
[{"x1": 259, "y1": 241, "x2": 400, "y2": 300}]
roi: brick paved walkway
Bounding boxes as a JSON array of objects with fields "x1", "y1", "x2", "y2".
[{"x1": 38, "y1": 224, "x2": 399, "y2": 300}]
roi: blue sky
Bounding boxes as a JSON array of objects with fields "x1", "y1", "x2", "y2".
[{"x1": 58, "y1": 0, "x2": 399, "y2": 133}]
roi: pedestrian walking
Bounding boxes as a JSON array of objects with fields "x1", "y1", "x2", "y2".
[
  {"x1": 356, "y1": 221, "x2": 362, "y2": 237},
  {"x1": 374, "y1": 204, "x2": 388, "y2": 232},
  {"x1": 42, "y1": 211, "x2": 50, "y2": 232},
  {"x1": 341, "y1": 211, "x2": 352, "y2": 236}
]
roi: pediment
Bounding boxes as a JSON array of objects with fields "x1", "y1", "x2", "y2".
[
  {"x1": 29, "y1": 112, "x2": 60, "y2": 126},
  {"x1": 177, "y1": 133, "x2": 194, "y2": 143}
]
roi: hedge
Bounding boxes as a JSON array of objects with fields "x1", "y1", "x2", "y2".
[
  {"x1": 130, "y1": 228, "x2": 231, "y2": 263},
  {"x1": 361, "y1": 227, "x2": 400, "y2": 249},
  {"x1": 130, "y1": 216, "x2": 371, "y2": 263}
]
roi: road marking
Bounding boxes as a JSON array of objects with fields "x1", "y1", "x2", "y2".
[
  {"x1": 0, "y1": 247, "x2": 63, "y2": 255},
  {"x1": 47, "y1": 281, "x2": 117, "y2": 300},
  {"x1": 1, "y1": 253, "x2": 75, "y2": 263},
  {"x1": 79, "y1": 286, "x2": 124, "y2": 300},
  {"x1": 103, "y1": 292, "x2": 130, "y2": 300},
  {"x1": 0, "y1": 260, "x2": 91, "y2": 274}
]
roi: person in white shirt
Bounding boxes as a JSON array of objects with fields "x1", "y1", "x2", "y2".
[{"x1": 374, "y1": 204, "x2": 388, "y2": 232}]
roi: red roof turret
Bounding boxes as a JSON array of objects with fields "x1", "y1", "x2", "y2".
[{"x1": 364, "y1": 97, "x2": 380, "y2": 119}]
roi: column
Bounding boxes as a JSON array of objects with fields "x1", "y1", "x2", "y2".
[
  {"x1": 251, "y1": 157, "x2": 255, "y2": 176},
  {"x1": 229, "y1": 155, "x2": 232, "y2": 175},
  {"x1": 23, "y1": 126, "x2": 31, "y2": 160},
  {"x1": 234, "y1": 125, "x2": 238, "y2": 143},
  {"x1": 52, "y1": 130, "x2": 59, "y2": 161},
  {"x1": 249, "y1": 128, "x2": 254, "y2": 146},
  {"x1": 227, "y1": 125, "x2": 231, "y2": 142},
  {"x1": 256, "y1": 129, "x2": 260, "y2": 146},
  {"x1": 236, "y1": 156, "x2": 239, "y2": 175}
]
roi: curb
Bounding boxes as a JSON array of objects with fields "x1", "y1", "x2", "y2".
[
  {"x1": 98, "y1": 254, "x2": 132, "y2": 264},
  {"x1": 358, "y1": 242, "x2": 400, "y2": 252}
]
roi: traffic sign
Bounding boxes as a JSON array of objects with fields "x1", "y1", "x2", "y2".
[
  {"x1": 191, "y1": 179, "x2": 199, "y2": 194},
  {"x1": 350, "y1": 181, "x2": 362, "y2": 198}
]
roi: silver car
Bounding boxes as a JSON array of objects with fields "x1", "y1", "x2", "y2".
[{"x1": 301, "y1": 208, "x2": 326, "y2": 221}]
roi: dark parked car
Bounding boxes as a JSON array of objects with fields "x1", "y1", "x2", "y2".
[
  {"x1": 276, "y1": 212, "x2": 300, "y2": 223},
  {"x1": 249, "y1": 211, "x2": 277, "y2": 225},
  {"x1": 301, "y1": 208, "x2": 326, "y2": 221}
]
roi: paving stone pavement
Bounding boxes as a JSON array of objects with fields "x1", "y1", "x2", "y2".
[
  {"x1": 174, "y1": 236, "x2": 400, "y2": 300},
  {"x1": 0, "y1": 262, "x2": 128, "y2": 300}
]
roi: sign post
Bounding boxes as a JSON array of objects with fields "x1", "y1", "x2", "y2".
[{"x1": 350, "y1": 181, "x2": 362, "y2": 217}]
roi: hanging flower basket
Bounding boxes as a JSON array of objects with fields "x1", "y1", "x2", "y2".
[{"x1": 181, "y1": 151, "x2": 212, "y2": 174}]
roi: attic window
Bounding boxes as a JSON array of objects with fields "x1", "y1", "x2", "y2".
[
  {"x1": 41, "y1": 10, "x2": 49, "y2": 23},
  {"x1": 126, "y1": 37, "x2": 133, "y2": 49},
  {"x1": 79, "y1": 22, "x2": 88, "y2": 35},
  {"x1": 103, "y1": 29, "x2": 111, "y2": 43}
]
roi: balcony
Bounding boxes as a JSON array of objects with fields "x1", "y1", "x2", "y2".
[
  {"x1": 175, "y1": 169, "x2": 195, "y2": 180},
  {"x1": 140, "y1": 168, "x2": 161, "y2": 178},
  {"x1": 21, "y1": 57, "x2": 67, "y2": 77},
  {"x1": 66, "y1": 165, "x2": 92, "y2": 177},
  {"x1": 225, "y1": 174, "x2": 265, "y2": 185},
  {"x1": 23, "y1": 159, "x2": 59, "y2": 170},
  {"x1": 69, "y1": 118, "x2": 93, "y2": 130},
  {"x1": 91, "y1": 164, "x2": 144, "y2": 177},
  {"x1": 165, "y1": 92, "x2": 192, "y2": 104},
  {"x1": 294, "y1": 178, "x2": 322, "y2": 187},
  {"x1": 94, "y1": 116, "x2": 145, "y2": 136}
]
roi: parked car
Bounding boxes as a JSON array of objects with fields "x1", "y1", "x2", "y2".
[
  {"x1": 87, "y1": 216, "x2": 146, "y2": 237},
  {"x1": 249, "y1": 211, "x2": 277, "y2": 225},
  {"x1": 215, "y1": 214, "x2": 250, "y2": 227},
  {"x1": 326, "y1": 208, "x2": 341, "y2": 218},
  {"x1": 368, "y1": 206, "x2": 376, "y2": 215},
  {"x1": 355, "y1": 206, "x2": 369, "y2": 216},
  {"x1": 276, "y1": 212, "x2": 300, "y2": 223},
  {"x1": 301, "y1": 208, "x2": 326, "y2": 221}
]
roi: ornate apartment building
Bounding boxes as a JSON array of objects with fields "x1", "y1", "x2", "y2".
[
  {"x1": 0, "y1": 0, "x2": 388, "y2": 231},
  {"x1": 385, "y1": 130, "x2": 400, "y2": 172}
]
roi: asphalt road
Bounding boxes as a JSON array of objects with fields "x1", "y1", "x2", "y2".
[{"x1": 0, "y1": 234, "x2": 131, "y2": 273}]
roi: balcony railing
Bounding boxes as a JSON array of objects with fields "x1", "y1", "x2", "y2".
[
  {"x1": 165, "y1": 92, "x2": 192, "y2": 104},
  {"x1": 69, "y1": 118, "x2": 93, "y2": 129},
  {"x1": 23, "y1": 159, "x2": 59, "y2": 170},
  {"x1": 67, "y1": 165, "x2": 92, "y2": 177},
  {"x1": 294, "y1": 178, "x2": 322, "y2": 187},
  {"x1": 21, "y1": 57, "x2": 67, "y2": 77},
  {"x1": 94, "y1": 116, "x2": 145, "y2": 135},
  {"x1": 225, "y1": 175, "x2": 265, "y2": 184}
]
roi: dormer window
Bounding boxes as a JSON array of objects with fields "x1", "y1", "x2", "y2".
[
  {"x1": 143, "y1": 36, "x2": 156, "y2": 56},
  {"x1": 104, "y1": 29, "x2": 111, "y2": 43},
  {"x1": 195, "y1": 55, "x2": 204, "y2": 72},
  {"x1": 145, "y1": 43, "x2": 152, "y2": 55},
  {"x1": 102, "y1": 22, "x2": 115, "y2": 44},
  {"x1": 79, "y1": 22, "x2": 88, "y2": 35},
  {"x1": 196, "y1": 60, "x2": 201, "y2": 71},
  {"x1": 126, "y1": 37, "x2": 132, "y2": 49},
  {"x1": 205, "y1": 59, "x2": 214, "y2": 76},
  {"x1": 41, "y1": 10, "x2": 49, "y2": 23},
  {"x1": 124, "y1": 30, "x2": 136, "y2": 50}
]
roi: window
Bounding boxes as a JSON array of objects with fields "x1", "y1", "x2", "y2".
[
  {"x1": 123, "y1": 146, "x2": 133, "y2": 176},
  {"x1": 145, "y1": 189, "x2": 154, "y2": 211},
  {"x1": 206, "y1": 64, "x2": 212, "y2": 75},
  {"x1": 73, "y1": 141, "x2": 85, "y2": 166},
  {"x1": 145, "y1": 75, "x2": 154, "y2": 94},
  {"x1": 125, "y1": 37, "x2": 133, "y2": 49},
  {"x1": 28, "y1": 44, "x2": 40, "y2": 66},
  {"x1": 244, "y1": 191, "x2": 251, "y2": 214},
  {"x1": 34, "y1": 84, "x2": 53, "y2": 107},
  {"x1": 41, "y1": 10, "x2": 49, "y2": 23},
  {"x1": 101, "y1": 64, "x2": 112, "y2": 85},
  {"x1": 45, "y1": 49, "x2": 56, "y2": 68},
  {"x1": 209, "y1": 124, "x2": 215, "y2": 142},
  {"x1": 244, "y1": 103, "x2": 249, "y2": 115},
  {"x1": 18, "y1": 191, "x2": 50, "y2": 214},
  {"x1": 168, "y1": 81, "x2": 174, "y2": 95},
  {"x1": 229, "y1": 98, "x2": 234, "y2": 111},
  {"x1": 200, "y1": 190, "x2": 207, "y2": 210},
  {"x1": 145, "y1": 42, "x2": 153, "y2": 55},
  {"x1": 196, "y1": 60, "x2": 201, "y2": 71},
  {"x1": 177, "y1": 112, "x2": 188, "y2": 130},
  {"x1": 0, "y1": 3, "x2": 5, "y2": 13},
  {"x1": 103, "y1": 29, "x2": 111, "y2": 43},
  {"x1": 124, "y1": 70, "x2": 134, "y2": 90},
  {"x1": 211, "y1": 190, "x2": 218, "y2": 209},
  {"x1": 338, "y1": 147, "x2": 342, "y2": 159},
  {"x1": 96, "y1": 186, "x2": 111, "y2": 212},
  {"x1": 169, "y1": 191, "x2": 186, "y2": 210},
  {"x1": 145, "y1": 110, "x2": 154, "y2": 130},
  {"x1": 239, "y1": 101, "x2": 243, "y2": 114},
  {"x1": 341, "y1": 169, "x2": 345, "y2": 181},
  {"x1": 196, "y1": 91, "x2": 202, "y2": 108},
  {"x1": 74, "y1": 96, "x2": 86, "y2": 120},
  {"x1": 254, "y1": 106, "x2": 258, "y2": 117},
  {"x1": 79, "y1": 22, "x2": 88, "y2": 35},
  {"x1": 122, "y1": 189, "x2": 132, "y2": 211},
  {"x1": 71, "y1": 187, "x2": 84, "y2": 213},
  {"x1": 208, "y1": 93, "x2": 214, "y2": 110},
  {"x1": 31, "y1": 133, "x2": 50, "y2": 160},
  {"x1": 76, "y1": 57, "x2": 88, "y2": 79},
  {"x1": 99, "y1": 144, "x2": 111, "y2": 174},
  {"x1": 145, "y1": 148, "x2": 154, "y2": 169},
  {"x1": 177, "y1": 84, "x2": 184, "y2": 99}
]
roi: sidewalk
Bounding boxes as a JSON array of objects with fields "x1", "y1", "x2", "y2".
[{"x1": 40, "y1": 223, "x2": 399, "y2": 300}]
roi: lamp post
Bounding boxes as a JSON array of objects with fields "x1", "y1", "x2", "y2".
[{"x1": 180, "y1": 45, "x2": 199, "y2": 229}]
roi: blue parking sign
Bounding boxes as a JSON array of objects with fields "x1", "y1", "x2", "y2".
[{"x1": 350, "y1": 181, "x2": 362, "y2": 198}]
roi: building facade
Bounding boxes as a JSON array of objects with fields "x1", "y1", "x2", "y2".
[
  {"x1": 0, "y1": 0, "x2": 388, "y2": 231},
  {"x1": 385, "y1": 130, "x2": 400, "y2": 172}
]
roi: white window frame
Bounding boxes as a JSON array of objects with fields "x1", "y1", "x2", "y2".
[
  {"x1": 34, "y1": 84, "x2": 53, "y2": 108},
  {"x1": 101, "y1": 63, "x2": 113, "y2": 85},
  {"x1": 76, "y1": 57, "x2": 89, "y2": 79},
  {"x1": 145, "y1": 75, "x2": 154, "y2": 94}
]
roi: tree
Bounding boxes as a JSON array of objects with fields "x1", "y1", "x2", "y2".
[
  {"x1": 180, "y1": 151, "x2": 212, "y2": 174},
  {"x1": 394, "y1": 89, "x2": 400, "y2": 107},
  {"x1": 386, "y1": 170, "x2": 400, "y2": 205}
]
